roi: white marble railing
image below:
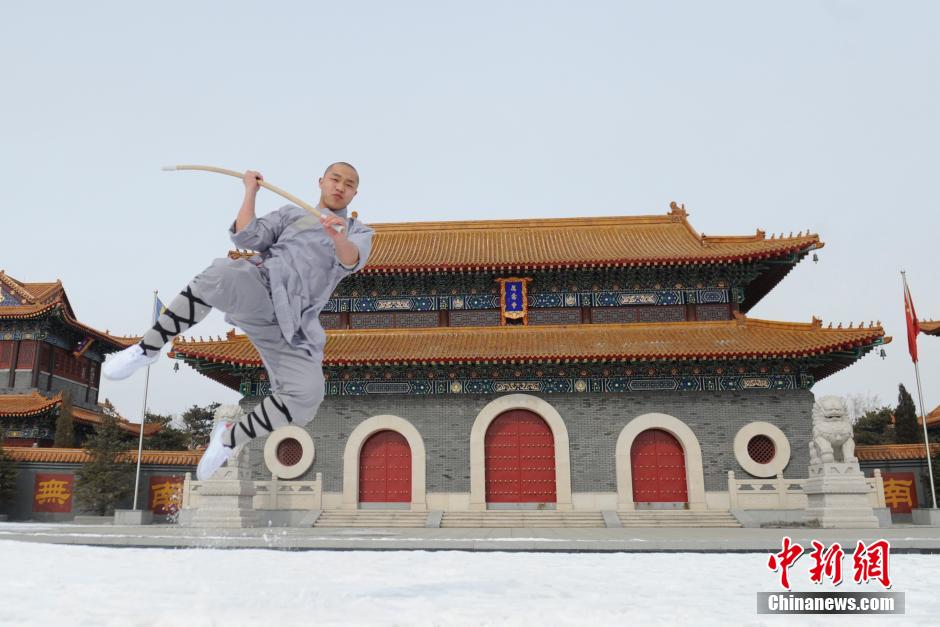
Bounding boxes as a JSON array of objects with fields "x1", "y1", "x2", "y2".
[
  {"x1": 182, "y1": 472, "x2": 323, "y2": 510},
  {"x1": 727, "y1": 470, "x2": 886, "y2": 510}
]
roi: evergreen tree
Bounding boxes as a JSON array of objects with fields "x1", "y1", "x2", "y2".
[
  {"x1": 853, "y1": 407, "x2": 893, "y2": 445},
  {"x1": 53, "y1": 389, "x2": 76, "y2": 448},
  {"x1": 894, "y1": 384, "x2": 920, "y2": 444},
  {"x1": 142, "y1": 412, "x2": 188, "y2": 450},
  {"x1": 74, "y1": 414, "x2": 134, "y2": 515},
  {"x1": 933, "y1": 450, "x2": 940, "y2": 509},
  {"x1": 182, "y1": 402, "x2": 220, "y2": 449},
  {"x1": 0, "y1": 445, "x2": 17, "y2": 508}
]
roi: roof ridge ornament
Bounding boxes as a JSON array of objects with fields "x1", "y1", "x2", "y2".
[{"x1": 668, "y1": 201, "x2": 687, "y2": 220}]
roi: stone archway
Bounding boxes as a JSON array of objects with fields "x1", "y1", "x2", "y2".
[
  {"x1": 615, "y1": 413, "x2": 707, "y2": 511},
  {"x1": 342, "y1": 415, "x2": 427, "y2": 511},
  {"x1": 469, "y1": 394, "x2": 572, "y2": 511}
]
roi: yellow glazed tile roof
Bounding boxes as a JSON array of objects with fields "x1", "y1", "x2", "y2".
[
  {"x1": 71, "y1": 406, "x2": 162, "y2": 436},
  {"x1": 918, "y1": 405, "x2": 940, "y2": 428},
  {"x1": 171, "y1": 316, "x2": 887, "y2": 369},
  {"x1": 0, "y1": 392, "x2": 159, "y2": 436},
  {"x1": 0, "y1": 391, "x2": 62, "y2": 417},
  {"x1": 856, "y1": 443, "x2": 940, "y2": 461},
  {"x1": 355, "y1": 204, "x2": 822, "y2": 273},
  {"x1": 3, "y1": 447, "x2": 200, "y2": 465},
  {"x1": 921, "y1": 320, "x2": 940, "y2": 336},
  {"x1": 0, "y1": 271, "x2": 137, "y2": 349}
]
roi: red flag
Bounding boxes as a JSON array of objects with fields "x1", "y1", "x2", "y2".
[{"x1": 903, "y1": 274, "x2": 921, "y2": 362}]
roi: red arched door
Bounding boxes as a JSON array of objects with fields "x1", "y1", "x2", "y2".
[
  {"x1": 630, "y1": 429, "x2": 688, "y2": 503},
  {"x1": 485, "y1": 410, "x2": 556, "y2": 503},
  {"x1": 359, "y1": 430, "x2": 411, "y2": 502}
]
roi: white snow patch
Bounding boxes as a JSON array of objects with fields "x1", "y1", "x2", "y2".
[{"x1": 0, "y1": 541, "x2": 936, "y2": 626}]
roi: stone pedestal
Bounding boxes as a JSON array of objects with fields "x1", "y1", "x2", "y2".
[
  {"x1": 912, "y1": 508, "x2": 940, "y2": 526},
  {"x1": 182, "y1": 431, "x2": 260, "y2": 528},
  {"x1": 804, "y1": 461, "x2": 879, "y2": 528},
  {"x1": 114, "y1": 509, "x2": 153, "y2": 525}
]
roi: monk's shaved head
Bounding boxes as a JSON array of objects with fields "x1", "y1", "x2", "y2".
[
  {"x1": 318, "y1": 161, "x2": 360, "y2": 210},
  {"x1": 324, "y1": 162, "x2": 359, "y2": 184}
]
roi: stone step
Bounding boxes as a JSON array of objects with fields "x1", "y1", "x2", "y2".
[
  {"x1": 314, "y1": 511, "x2": 429, "y2": 528},
  {"x1": 615, "y1": 511, "x2": 741, "y2": 528},
  {"x1": 441, "y1": 512, "x2": 606, "y2": 528}
]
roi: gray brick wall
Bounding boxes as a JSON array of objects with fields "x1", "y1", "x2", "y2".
[{"x1": 247, "y1": 389, "x2": 815, "y2": 493}]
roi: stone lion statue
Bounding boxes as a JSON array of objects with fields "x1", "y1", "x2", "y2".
[{"x1": 809, "y1": 395, "x2": 857, "y2": 464}]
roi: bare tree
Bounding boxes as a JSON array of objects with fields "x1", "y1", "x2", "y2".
[{"x1": 845, "y1": 392, "x2": 883, "y2": 425}]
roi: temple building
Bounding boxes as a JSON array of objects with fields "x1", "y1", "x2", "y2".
[
  {"x1": 0, "y1": 271, "x2": 152, "y2": 446},
  {"x1": 170, "y1": 204, "x2": 890, "y2": 525}
]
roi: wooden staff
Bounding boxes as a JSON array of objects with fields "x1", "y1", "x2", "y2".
[{"x1": 162, "y1": 164, "x2": 345, "y2": 233}]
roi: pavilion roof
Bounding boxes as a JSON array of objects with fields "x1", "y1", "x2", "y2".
[
  {"x1": 72, "y1": 406, "x2": 161, "y2": 436},
  {"x1": 354, "y1": 204, "x2": 822, "y2": 273},
  {"x1": 2, "y1": 447, "x2": 198, "y2": 465},
  {"x1": 918, "y1": 405, "x2": 940, "y2": 429},
  {"x1": 0, "y1": 271, "x2": 138, "y2": 350},
  {"x1": 856, "y1": 443, "x2": 940, "y2": 461},
  {"x1": 230, "y1": 204, "x2": 820, "y2": 311},
  {"x1": 0, "y1": 391, "x2": 61, "y2": 418},
  {"x1": 170, "y1": 315, "x2": 887, "y2": 385},
  {"x1": 0, "y1": 391, "x2": 159, "y2": 436},
  {"x1": 920, "y1": 320, "x2": 940, "y2": 337}
]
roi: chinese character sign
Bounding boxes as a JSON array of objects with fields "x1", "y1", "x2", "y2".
[
  {"x1": 149, "y1": 476, "x2": 184, "y2": 515},
  {"x1": 881, "y1": 472, "x2": 917, "y2": 514},
  {"x1": 853, "y1": 540, "x2": 892, "y2": 588},
  {"x1": 767, "y1": 536, "x2": 805, "y2": 590},
  {"x1": 504, "y1": 281, "x2": 524, "y2": 313},
  {"x1": 496, "y1": 277, "x2": 531, "y2": 323},
  {"x1": 33, "y1": 473, "x2": 74, "y2": 513},
  {"x1": 767, "y1": 537, "x2": 892, "y2": 590}
]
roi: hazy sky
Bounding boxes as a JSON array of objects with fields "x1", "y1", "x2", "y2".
[{"x1": 2, "y1": 1, "x2": 938, "y2": 423}]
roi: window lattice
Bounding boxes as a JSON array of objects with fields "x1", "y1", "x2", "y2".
[
  {"x1": 747, "y1": 435, "x2": 776, "y2": 465},
  {"x1": 276, "y1": 438, "x2": 304, "y2": 467}
]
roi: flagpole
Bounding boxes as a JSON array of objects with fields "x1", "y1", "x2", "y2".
[
  {"x1": 903, "y1": 271, "x2": 937, "y2": 509},
  {"x1": 132, "y1": 290, "x2": 158, "y2": 511},
  {"x1": 913, "y1": 360, "x2": 937, "y2": 508}
]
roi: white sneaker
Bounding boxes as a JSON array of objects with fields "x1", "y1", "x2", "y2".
[
  {"x1": 102, "y1": 344, "x2": 160, "y2": 380},
  {"x1": 196, "y1": 421, "x2": 235, "y2": 481}
]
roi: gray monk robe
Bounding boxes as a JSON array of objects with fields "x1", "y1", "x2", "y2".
[{"x1": 190, "y1": 204, "x2": 374, "y2": 425}]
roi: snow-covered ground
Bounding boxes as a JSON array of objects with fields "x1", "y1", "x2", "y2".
[{"x1": 1, "y1": 540, "x2": 936, "y2": 626}]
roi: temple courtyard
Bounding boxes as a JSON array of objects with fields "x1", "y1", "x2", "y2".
[{"x1": 1, "y1": 532, "x2": 938, "y2": 626}]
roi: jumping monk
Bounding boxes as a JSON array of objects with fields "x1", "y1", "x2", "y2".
[{"x1": 103, "y1": 162, "x2": 373, "y2": 480}]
